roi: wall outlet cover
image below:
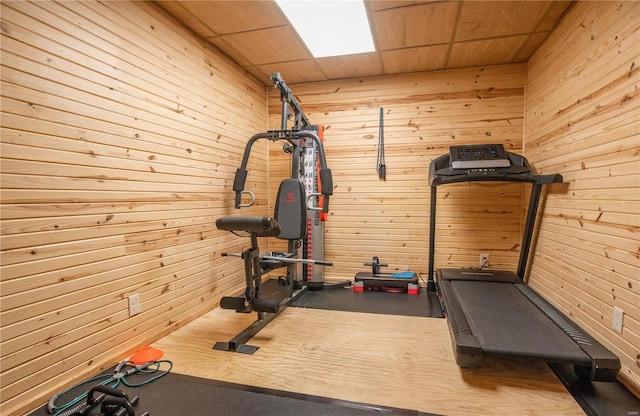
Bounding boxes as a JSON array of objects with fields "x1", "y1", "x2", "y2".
[
  {"x1": 128, "y1": 294, "x2": 141, "y2": 317},
  {"x1": 612, "y1": 306, "x2": 624, "y2": 334}
]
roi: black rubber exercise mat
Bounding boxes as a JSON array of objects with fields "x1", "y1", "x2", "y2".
[
  {"x1": 290, "y1": 286, "x2": 444, "y2": 318},
  {"x1": 31, "y1": 371, "x2": 437, "y2": 416}
]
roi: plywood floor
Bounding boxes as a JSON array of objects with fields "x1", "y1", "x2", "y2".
[{"x1": 151, "y1": 306, "x2": 585, "y2": 416}]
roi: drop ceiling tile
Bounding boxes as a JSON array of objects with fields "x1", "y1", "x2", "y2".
[
  {"x1": 512, "y1": 32, "x2": 550, "y2": 62},
  {"x1": 455, "y1": 1, "x2": 552, "y2": 41},
  {"x1": 222, "y1": 26, "x2": 311, "y2": 66},
  {"x1": 372, "y1": 2, "x2": 459, "y2": 50},
  {"x1": 316, "y1": 53, "x2": 384, "y2": 79},
  {"x1": 448, "y1": 35, "x2": 529, "y2": 68},
  {"x1": 178, "y1": 0, "x2": 286, "y2": 34},
  {"x1": 368, "y1": 0, "x2": 442, "y2": 12},
  {"x1": 536, "y1": 1, "x2": 573, "y2": 31},
  {"x1": 159, "y1": 1, "x2": 218, "y2": 37},
  {"x1": 381, "y1": 44, "x2": 449, "y2": 74},
  {"x1": 258, "y1": 60, "x2": 328, "y2": 85}
]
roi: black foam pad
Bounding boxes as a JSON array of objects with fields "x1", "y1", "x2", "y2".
[
  {"x1": 220, "y1": 296, "x2": 247, "y2": 312},
  {"x1": 215, "y1": 216, "x2": 281, "y2": 237},
  {"x1": 251, "y1": 298, "x2": 279, "y2": 313}
]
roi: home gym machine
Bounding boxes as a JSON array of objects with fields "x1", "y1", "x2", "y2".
[
  {"x1": 213, "y1": 73, "x2": 334, "y2": 354},
  {"x1": 428, "y1": 144, "x2": 620, "y2": 381}
]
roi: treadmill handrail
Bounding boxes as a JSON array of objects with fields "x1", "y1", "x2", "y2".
[{"x1": 427, "y1": 149, "x2": 562, "y2": 289}]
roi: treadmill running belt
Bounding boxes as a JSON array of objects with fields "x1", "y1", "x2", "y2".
[{"x1": 450, "y1": 280, "x2": 591, "y2": 364}]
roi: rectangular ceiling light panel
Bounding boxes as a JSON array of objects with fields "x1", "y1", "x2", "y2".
[{"x1": 276, "y1": 0, "x2": 375, "y2": 58}]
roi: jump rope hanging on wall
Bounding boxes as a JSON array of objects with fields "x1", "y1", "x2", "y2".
[{"x1": 377, "y1": 107, "x2": 386, "y2": 180}]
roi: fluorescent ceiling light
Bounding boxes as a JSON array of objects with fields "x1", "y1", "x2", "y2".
[{"x1": 276, "y1": 0, "x2": 375, "y2": 58}]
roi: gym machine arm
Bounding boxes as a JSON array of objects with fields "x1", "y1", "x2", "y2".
[{"x1": 232, "y1": 130, "x2": 333, "y2": 212}]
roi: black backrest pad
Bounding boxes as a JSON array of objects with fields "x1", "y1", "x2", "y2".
[{"x1": 274, "y1": 179, "x2": 307, "y2": 240}]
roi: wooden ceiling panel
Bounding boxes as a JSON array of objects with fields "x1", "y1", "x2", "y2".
[
  {"x1": 178, "y1": 0, "x2": 287, "y2": 34},
  {"x1": 316, "y1": 53, "x2": 384, "y2": 80},
  {"x1": 455, "y1": 1, "x2": 554, "y2": 41},
  {"x1": 221, "y1": 26, "x2": 311, "y2": 66},
  {"x1": 535, "y1": 1, "x2": 573, "y2": 31},
  {"x1": 381, "y1": 44, "x2": 449, "y2": 74},
  {"x1": 154, "y1": 0, "x2": 575, "y2": 85},
  {"x1": 372, "y1": 2, "x2": 459, "y2": 50},
  {"x1": 258, "y1": 60, "x2": 328, "y2": 85},
  {"x1": 448, "y1": 35, "x2": 529, "y2": 68},
  {"x1": 512, "y1": 32, "x2": 550, "y2": 62},
  {"x1": 158, "y1": 1, "x2": 218, "y2": 37},
  {"x1": 368, "y1": 0, "x2": 439, "y2": 12}
]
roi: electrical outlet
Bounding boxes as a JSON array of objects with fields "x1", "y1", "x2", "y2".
[
  {"x1": 612, "y1": 306, "x2": 624, "y2": 334},
  {"x1": 479, "y1": 253, "x2": 490, "y2": 268},
  {"x1": 128, "y1": 294, "x2": 141, "y2": 317}
]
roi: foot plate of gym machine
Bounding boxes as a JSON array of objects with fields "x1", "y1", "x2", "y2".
[{"x1": 213, "y1": 341, "x2": 260, "y2": 355}]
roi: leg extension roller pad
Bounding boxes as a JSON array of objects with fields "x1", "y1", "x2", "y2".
[
  {"x1": 252, "y1": 298, "x2": 279, "y2": 313},
  {"x1": 220, "y1": 296, "x2": 248, "y2": 312},
  {"x1": 219, "y1": 296, "x2": 279, "y2": 313}
]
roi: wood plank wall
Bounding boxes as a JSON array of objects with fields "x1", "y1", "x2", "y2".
[
  {"x1": 525, "y1": 1, "x2": 639, "y2": 393},
  {"x1": 0, "y1": 2, "x2": 268, "y2": 414},
  {"x1": 267, "y1": 64, "x2": 528, "y2": 281},
  {"x1": 2, "y1": 2, "x2": 637, "y2": 415}
]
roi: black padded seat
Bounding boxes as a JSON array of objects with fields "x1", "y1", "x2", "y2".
[{"x1": 215, "y1": 216, "x2": 280, "y2": 237}]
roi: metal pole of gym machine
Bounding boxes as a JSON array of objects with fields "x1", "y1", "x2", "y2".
[
  {"x1": 273, "y1": 72, "x2": 304, "y2": 284},
  {"x1": 271, "y1": 72, "x2": 310, "y2": 129}
]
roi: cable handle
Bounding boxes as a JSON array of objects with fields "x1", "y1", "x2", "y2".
[
  {"x1": 237, "y1": 190, "x2": 256, "y2": 208},
  {"x1": 305, "y1": 193, "x2": 324, "y2": 211},
  {"x1": 47, "y1": 395, "x2": 59, "y2": 413}
]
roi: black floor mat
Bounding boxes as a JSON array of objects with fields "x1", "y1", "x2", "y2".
[
  {"x1": 291, "y1": 286, "x2": 444, "y2": 318},
  {"x1": 549, "y1": 363, "x2": 640, "y2": 416},
  {"x1": 31, "y1": 370, "x2": 437, "y2": 416},
  {"x1": 231, "y1": 278, "x2": 444, "y2": 318}
]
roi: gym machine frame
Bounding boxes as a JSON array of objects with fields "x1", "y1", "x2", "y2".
[{"x1": 213, "y1": 73, "x2": 333, "y2": 354}]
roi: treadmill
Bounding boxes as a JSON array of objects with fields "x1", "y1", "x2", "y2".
[{"x1": 428, "y1": 144, "x2": 620, "y2": 382}]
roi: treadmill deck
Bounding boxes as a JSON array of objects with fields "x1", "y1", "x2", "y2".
[{"x1": 436, "y1": 268, "x2": 620, "y2": 381}]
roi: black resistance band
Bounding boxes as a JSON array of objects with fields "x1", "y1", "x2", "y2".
[{"x1": 377, "y1": 107, "x2": 386, "y2": 180}]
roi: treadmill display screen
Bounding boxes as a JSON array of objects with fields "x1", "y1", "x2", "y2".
[{"x1": 449, "y1": 144, "x2": 510, "y2": 169}]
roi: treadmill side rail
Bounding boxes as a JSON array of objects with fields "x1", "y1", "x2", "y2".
[
  {"x1": 575, "y1": 346, "x2": 621, "y2": 382},
  {"x1": 437, "y1": 276, "x2": 482, "y2": 368},
  {"x1": 516, "y1": 284, "x2": 621, "y2": 382},
  {"x1": 455, "y1": 334, "x2": 483, "y2": 368}
]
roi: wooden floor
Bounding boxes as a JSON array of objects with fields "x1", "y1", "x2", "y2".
[{"x1": 151, "y1": 305, "x2": 585, "y2": 416}]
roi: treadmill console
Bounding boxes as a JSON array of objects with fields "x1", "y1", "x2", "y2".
[{"x1": 450, "y1": 144, "x2": 510, "y2": 169}]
